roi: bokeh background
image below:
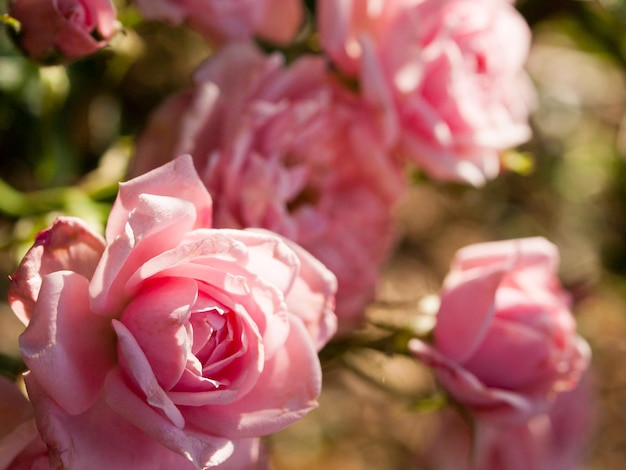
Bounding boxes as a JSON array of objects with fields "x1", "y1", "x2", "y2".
[{"x1": 1, "y1": 0, "x2": 626, "y2": 468}]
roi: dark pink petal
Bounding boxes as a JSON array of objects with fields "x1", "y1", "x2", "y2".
[
  {"x1": 186, "y1": 316, "x2": 320, "y2": 438},
  {"x1": 120, "y1": 276, "x2": 197, "y2": 390},
  {"x1": 19, "y1": 271, "x2": 115, "y2": 415},
  {"x1": 8, "y1": 216, "x2": 105, "y2": 325}
]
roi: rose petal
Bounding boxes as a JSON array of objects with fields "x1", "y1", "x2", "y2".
[
  {"x1": 19, "y1": 271, "x2": 115, "y2": 415},
  {"x1": 8, "y1": 217, "x2": 105, "y2": 325}
]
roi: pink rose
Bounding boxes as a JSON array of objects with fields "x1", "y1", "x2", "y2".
[
  {"x1": 134, "y1": 0, "x2": 303, "y2": 46},
  {"x1": 8, "y1": 0, "x2": 118, "y2": 63},
  {"x1": 424, "y1": 376, "x2": 595, "y2": 470},
  {"x1": 318, "y1": 0, "x2": 535, "y2": 186},
  {"x1": 131, "y1": 42, "x2": 405, "y2": 334},
  {"x1": 8, "y1": 155, "x2": 336, "y2": 469},
  {"x1": 410, "y1": 237, "x2": 590, "y2": 425},
  {"x1": 0, "y1": 376, "x2": 48, "y2": 469}
]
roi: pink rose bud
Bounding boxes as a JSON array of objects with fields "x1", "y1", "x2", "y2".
[
  {"x1": 318, "y1": 0, "x2": 536, "y2": 186},
  {"x1": 8, "y1": 155, "x2": 336, "y2": 469},
  {"x1": 8, "y1": 0, "x2": 118, "y2": 63},
  {"x1": 134, "y1": 0, "x2": 303, "y2": 46},
  {"x1": 410, "y1": 237, "x2": 590, "y2": 425}
]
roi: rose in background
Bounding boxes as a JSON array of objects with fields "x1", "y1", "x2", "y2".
[
  {"x1": 131, "y1": 42, "x2": 406, "y2": 334},
  {"x1": 410, "y1": 237, "x2": 590, "y2": 425},
  {"x1": 134, "y1": 0, "x2": 303, "y2": 46},
  {"x1": 8, "y1": 0, "x2": 118, "y2": 63},
  {"x1": 0, "y1": 376, "x2": 48, "y2": 469},
  {"x1": 8, "y1": 155, "x2": 336, "y2": 469},
  {"x1": 318, "y1": 0, "x2": 535, "y2": 186},
  {"x1": 423, "y1": 375, "x2": 595, "y2": 470}
]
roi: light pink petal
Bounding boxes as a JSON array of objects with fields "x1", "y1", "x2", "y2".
[
  {"x1": 24, "y1": 372, "x2": 218, "y2": 470},
  {"x1": 90, "y1": 193, "x2": 198, "y2": 315},
  {"x1": 105, "y1": 154, "x2": 212, "y2": 243},
  {"x1": 231, "y1": 229, "x2": 300, "y2": 297},
  {"x1": 218, "y1": 438, "x2": 267, "y2": 470},
  {"x1": 8, "y1": 216, "x2": 105, "y2": 325},
  {"x1": 19, "y1": 271, "x2": 115, "y2": 415},
  {"x1": 104, "y1": 370, "x2": 235, "y2": 468},
  {"x1": 112, "y1": 320, "x2": 185, "y2": 429},
  {"x1": 186, "y1": 316, "x2": 320, "y2": 438},
  {"x1": 435, "y1": 262, "x2": 508, "y2": 363},
  {"x1": 452, "y1": 237, "x2": 558, "y2": 274},
  {"x1": 256, "y1": 229, "x2": 338, "y2": 350}
]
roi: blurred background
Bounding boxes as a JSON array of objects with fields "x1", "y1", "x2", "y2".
[{"x1": 1, "y1": 0, "x2": 626, "y2": 468}]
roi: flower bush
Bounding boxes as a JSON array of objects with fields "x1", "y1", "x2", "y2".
[{"x1": 0, "y1": 0, "x2": 608, "y2": 468}]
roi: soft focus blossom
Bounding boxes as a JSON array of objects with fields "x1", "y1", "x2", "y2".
[
  {"x1": 134, "y1": 0, "x2": 303, "y2": 46},
  {"x1": 424, "y1": 375, "x2": 595, "y2": 470},
  {"x1": 8, "y1": 0, "x2": 118, "y2": 63},
  {"x1": 410, "y1": 237, "x2": 590, "y2": 425},
  {"x1": 0, "y1": 376, "x2": 48, "y2": 470},
  {"x1": 131, "y1": 42, "x2": 405, "y2": 334},
  {"x1": 8, "y1": 155, "x2": 336, "y2": 469},
  {"x1": 318, "y1": 0, "x2": 535, "y2": 186}
]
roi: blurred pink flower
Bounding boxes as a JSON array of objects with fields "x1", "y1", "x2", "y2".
[
  {"x1": 9, "y1": 0, "x2": 118, "y2": 63},
  {"x1": 131, "y1": 42, "x2": 406, "y2": 334},
  {"x1": 134, "y1": 0, "x2": 303, "y2": 46},
  {"x1": 424, "y1": 375, "x2": 595, "y2": 470},
  {"x1": 318, "y1": 0, "x2": 535, "y2": 186},
  {"x1": 0, "y1": 376, "x2": 48, "y2": 470},
  {"x1": 8, "y1": 155, "x2": 335, "y2": 469},
  {"x1": 410, "y1": 237, "x2": 590, "y2": 425}
]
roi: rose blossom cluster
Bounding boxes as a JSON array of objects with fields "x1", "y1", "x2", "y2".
[
  {"x1": 125, "y1": 0, "x2": 536, "y2": 332},
  {"x1": 410, "y1": 238, "x2": 592, "y2": 468},
  {"x1": 1, "y1": 0, "x2": 595, "y2": 469},
  {"x1": 6, "y1": 155, "x2": 337, "y2": 468}
]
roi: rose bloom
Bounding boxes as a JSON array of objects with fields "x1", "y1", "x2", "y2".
[
  {"x1": 8, "y1": 155, "x2": 337, "y2": 469},
  {"x1": 423, "y1": 375, "x2": 595, "y2": 470},
  {"x1": 0, "y1": 376, "x2": 48, "y2": 469},
  {"x1": 131, "y1": 42, "x2": 405, "y2": 334},
  {"x1": 8, "y1": 0, "x2": 118, "y2": 63},
  {"x1": 410, "y1": 237, "x2": 590, "y2": 425},
  {"x1": 134, "y1": 0, "x2": 303, "y2": 46},
  {"x1": 318, "y1": 0, "x2": 535, "y2": 186}
]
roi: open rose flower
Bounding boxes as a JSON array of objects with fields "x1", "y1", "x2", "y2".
[
  {"x1": 134, "y1": 0, "x2": 303, "y2": 46},
  {"x1": 8, "y1": 155, "x2": 336, "y2": 469},
  {"x1": 131, "y1": 42, "x2": 405, "y2": 334},
  {"x1": 318, "y1": 0, "x2": 535, "y2": 185},
  {"x1": 410, "y1": 237, "x2": 590, "y2": 425},
  {"x1": 8, "y1": 0, "x2": 118, "y2": 63}
]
